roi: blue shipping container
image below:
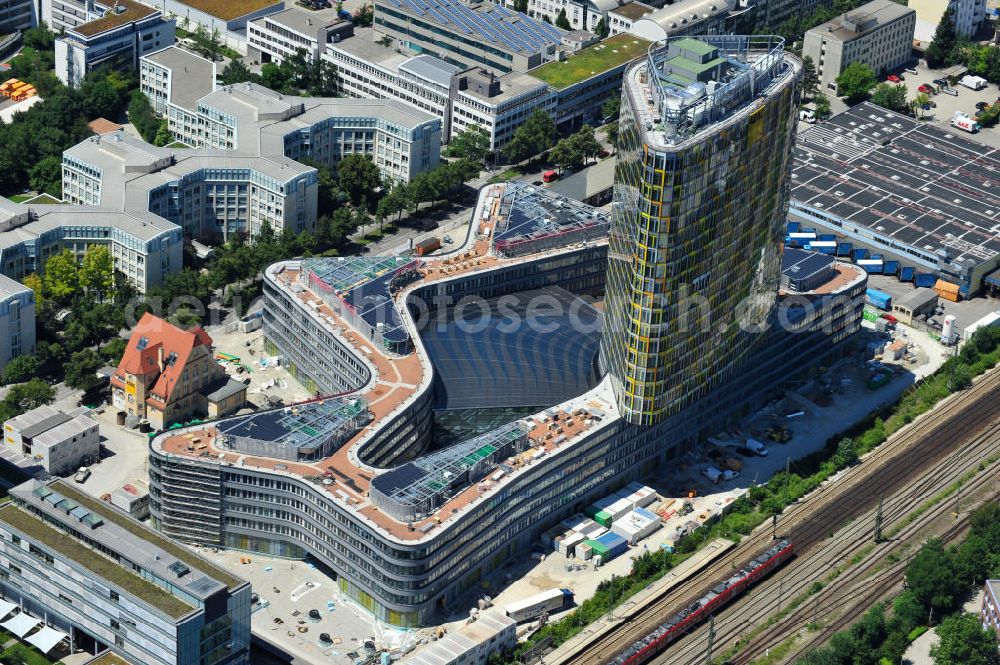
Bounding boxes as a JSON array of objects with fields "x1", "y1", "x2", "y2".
[
  {"x1": 914, "y1": 273, "x2": 937, "y2": 288},
  {"x1": 863, "y1": 264, "x2": 884, "y2": 274},
  {"x1": 837, "y1": 242, "x2": 853, "y2": 257},
  {"x1": 865, "y1": 288, "x2": 892, "y2": 310},
  {"x1": 852, "y1": 248, "x2": 870, "y2": 261},
  {"x1": 786, "y1": 221, "x2": 800, "y2": 234},
  {"x1": 883, "y1": 261, "x2": 899, "y2": 276},
  {"x1": 594, "y1": 532, "x2": 629, "y2": 559},
  {"x1": 899, "y1": 267, "x2": 915, "y2": 282}
]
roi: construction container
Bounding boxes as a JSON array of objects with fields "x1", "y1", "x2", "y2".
[
  {"x1": 611, "y1": 508, "x2": 662, "y2": 545},
  {"x1": 0, "y1": 79, "x2": 20, "y2": 95},
  {"x1": 899, "y1": 266, "x2": 915, "y2": 283},
  {"x1": 865, "y1": 288, "x2": 892, "y2": 310},
  {"x1": 606, "y1": 497, "x2": 633, "y2": 522},
  {"x1": 414, "y1": 237, "x2": 441, "y2": 256},
  {"x1": 883, "y1": 260, "x2": 899, "y2": 277},
  {"x1": 914, "y1": 273, "x2": 937, "y2": 288},
  {"x1": 934, "y1": 278, "x2": 960, "y2": 302},
  {"x1": 583, "y1": 539, "x2": 609, "y2": 559},
  {"x1": 577, "y1": 542, "x2": 593, "y2": 560},
  {"x1": 624, "y1": 482, "x2": 657, "y2": 508},
  {"x1": 558, "y1": 532, "x2": 585, "y2": 557},
  {"x1": 593, "y1": 532, "x2": 629, "y2": 560}
]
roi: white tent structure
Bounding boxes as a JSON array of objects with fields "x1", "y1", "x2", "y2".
[
  {"x1": 1, "y1": 612, "x2": 40, "y2": 638},
  {"x1": 0, "y1": 599, "x2": 16, "y2": 621},
  {"x1": 26, "y1": 625, "x2": 69, "y2": 654}
]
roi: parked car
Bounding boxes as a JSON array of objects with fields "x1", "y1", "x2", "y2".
[
  {"x1": 918, "y1": 84, "x2": 934, "y2": 94},
  {"x1": 905, "y1": 67, "x2": 918, "y2": 75},
  {"x1": 745, "y1": 438, "x2": 770, "y2": 457},
  {"x1": 702, "y1": 465, "x2": 723, "y2": 483},
  {"x1": 74, "y1": 466, "x2": 91, "y2": 483},
  {"x1": 887, "y1": 74, "x2": 901, "y2": 83},
  {"x1": 941, "y1": 87, "x2": 959, "y2": 96},
  {"x1": 722, "y1": 469, "x2": 740, "y2": 481},
  {"x1": 933, "y1": 78, "x2": 949, "y2": 87},
  {"x1": 977, "y1": 101, "x2": 989, "y2": 110}
]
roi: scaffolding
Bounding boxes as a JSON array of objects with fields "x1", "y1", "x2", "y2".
[
  {"x1": 369, "y1": 421, "x2": 530, "y2": 522},
  {"x1": 217, "y1": 397, "x2": 371, "y2": 462},
  {"x1": 493, "y1": 182, "x2": 609, "y2": 258},
  {"x1": 302, "y1": 256, "x2": 420, "y2": 355}
]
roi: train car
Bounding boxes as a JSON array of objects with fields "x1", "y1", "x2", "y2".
[{"x1": 608, "y1": 539, "x2": 794, "y2": 665}]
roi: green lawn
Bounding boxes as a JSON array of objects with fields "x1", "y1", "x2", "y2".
[
  {"x1": 2, "y1": 642, "x2": 60, "y2": 665},
  {"x1": 165, "y1": 141, "x2": 191, "y2": 149},
  {"x1": 531, "y1": 34, "x2": 650, "y2": 90},
  {"x1": 8, "y1": 194, "x2": 32, "y2": 203},
  {"x1": 23, "y1": 193, "x2": 64, "y2": 204}
]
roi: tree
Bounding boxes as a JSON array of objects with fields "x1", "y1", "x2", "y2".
[
  {"x1": 22, "y1": 23, "x2": 55, "y2": 51},
  {"x1": 337, "y1": 154, "x2": 382, "y2": 207},
  {"x1": 128, "y1": 90, "x2": 159, "y2": 143},
  {"x1": 22, "y1": 274, "x2": 43, "y2": 308},
  {"x1": 926, "y1": 7, "x2": 958, "y2": 69},
  {"x1": 80, "y1": 76, "x2": 123, "y2": 119},
  {"x1": 191, "y1": 24, "x2": 223, "y2": 61},
  {"x1": 221, "y1": 59, "x2": 256, "y2": 85},
  {"x1": 978, "y1": 102, "x2": 1000, "y2": 128},
  {"x1": 28, "y1": 155, "x2": 62, "y2": 197},
  {"x1": 912, "y1": 92, "x2": 931, "y2": 117},
  {"x1": 353, "y1": 4, "x2": 373, "y2": 26},
  {"x1": 503, "y1": 110, "x2": 557, "y2": 163},
  {"x1": 906, "y1": 538, "x2": 960, "y2": 617},
  {"x1": 80, "y1": 245, "x2": 115, "y2": 297},
  {"x1": 42, "y1": 250, "x2": 80, "y2": 300},
  {"x1": 601, "y1": 96, "x2": 620, "y2": 122},
  {"x1": 931, "y1": 613, "x2": 1000, "y2": 665},
  {"x1": 802, "y1": 55, "x2": 819, "y2": 97},
  {"x1": 65, "y1": 349, "x2": 104, "y2": 392},
  {"x1": 555, "y1": 8, "x2": 571, "y2": 29},
  {"x1": 513, "y1": 0, "x2": 528, "y2": 12},
  {"x1": 870, "y1": 83, "x2": 908, "y2": 113},
  {"x1": 3, "y1": 354, "x2": 40, "y2": 385},
  {"x1": 604, "y1": 122, "x2": 618, "y2": 150},
  {"x1": 832, "y1": 437, "x2": 858, "y2": 469},
  {"x1": 153, "y1": 118, "x2": 172, "y2": 147},
  {"x1": 813, "y1": 93, "x2": 831, "y2": 119},
  {"x1": 5, "y1": 379, "x2": 55, "y2": 413},
  {"x1": 445, "y1": 125, "x2": 491, "y2": 163},
  {"x1": 892, "y1": 590, "x2": 926, "y2": 632},
  {"x1": 836, "y1": 62, "x2": 876, "y2": 102},
  {"x1": 594, "y1": 17, "x2": 609, "y2": 38}
]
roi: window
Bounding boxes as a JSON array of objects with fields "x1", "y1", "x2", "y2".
[{"x1": 110, "y1": 590, "x2": 120, "y2": 602}]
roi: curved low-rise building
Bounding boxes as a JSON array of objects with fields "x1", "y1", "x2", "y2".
[{"x1": 149, "y1": 177, "x2": 866, "y2": 627}]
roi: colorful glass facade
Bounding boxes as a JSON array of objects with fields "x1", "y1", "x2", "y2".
[{"x1": 601, "y1": 36, "x2": 803, "y2": 425}]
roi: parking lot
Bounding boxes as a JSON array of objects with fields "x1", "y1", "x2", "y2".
[
  {"x1": 872, "y1": 63, "x2": 1000, "y2": 147},
  {"x1": 866, "y1": 275, "x2": 1000, "y2": 334}
]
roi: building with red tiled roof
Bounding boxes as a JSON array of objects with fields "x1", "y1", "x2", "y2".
[{"x1": 111, "y1": 313, "x2": 246, "y2": 429}]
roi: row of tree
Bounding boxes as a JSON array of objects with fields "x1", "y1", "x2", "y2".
[
  {"x1": 220, "y1": 49, "x2": 339, "y2": 97},
  {"x1": 796, "y1": 502, "x2": 1000, "y2": 665}
]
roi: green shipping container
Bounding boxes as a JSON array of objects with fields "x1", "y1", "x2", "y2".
[
  {"x1": 583, "y1": 539, "x2": 610, "y2": 557},
  {"x1": 594, "y1": 511, "x2": 613, "y2": 528},
  {"x1": 584, "y1": 504, "x2": 600, "y2": 519}
]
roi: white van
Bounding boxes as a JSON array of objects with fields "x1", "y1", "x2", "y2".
[
  {"x1": 745, "y1": 438, "x2": 769, "y2": 457},
  {"x1": 702, "y1": 465, "x2": 723, "y2": 483},
  {"x1": 799, "y1": 109, "x2": 816, "y2": 123}
]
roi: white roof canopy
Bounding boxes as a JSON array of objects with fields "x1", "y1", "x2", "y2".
[
  {"x1": 1, "y1": 612, "x2": 41, "y2": 638},
  {"x1": 26, "y1": 625, "x2": 69, "y2": 654},
  {"x1": 0, "y1": 599, "x2": 17, "y2": 621}
]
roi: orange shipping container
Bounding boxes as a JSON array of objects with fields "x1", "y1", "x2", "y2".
[
  {"x1": 934, "y1": 278, "x2": 960, "y2": 302},
  {"x1": 0, "y1": 79, "x2": 20, "y2": 94}
]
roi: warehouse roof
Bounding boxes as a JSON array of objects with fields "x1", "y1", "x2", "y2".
[{"x1": 791, "y1": 102, "x2": 1000, "y2": 269}]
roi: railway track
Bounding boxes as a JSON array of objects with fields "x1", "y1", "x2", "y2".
[
  {"x1": 655, "y1": 391, "x2": 1000, "y2": 665},
  {"x1": 743, "y1": 452, "x2": 1000, "y2": 664},
  {"x1": 570, "y1": 367, "x2": 1000, "y2": 665}
]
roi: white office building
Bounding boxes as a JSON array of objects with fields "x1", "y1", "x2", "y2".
[
  {"x1": 0, "y1": 271, "x2": 33, "y2": 375},
  {"x1": 139, "y1": 46, "x2": 216, "y2": 115},
  {"x1": 408, "y1": 613, "x2": 516, "y2": 665},
  {"x1": 54, "y1": 0, "x2": 175, "y2": 88},
  {"x1": 911, "y1": 0, "x2": 987, "y2": 42},
  {"x1": 802, "y1": 0, "x2": 916, "y2": 93},
  {"x1": 247, "y1": 8, "x2": 353, "y2": 64}
]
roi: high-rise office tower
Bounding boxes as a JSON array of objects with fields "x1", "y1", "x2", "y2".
[{"x1": 601, "y1": 36, "x2": 802, "y2": 425}]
